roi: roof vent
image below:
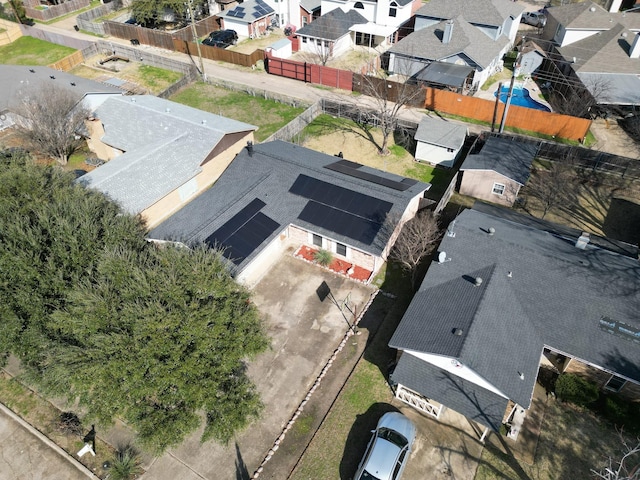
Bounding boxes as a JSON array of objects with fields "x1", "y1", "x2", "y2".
[
  {"x1": 246, "y1": 140, "x2": 253, "y2": 156},
  {"x1": 201, "y1": 119, "x2": 207, "y2": 125},
  {"x1": 590, "y1": 6, "x2": 596, "y2": 12},
  {"x1": 488, "y1": 227, "x2": 495, "y2": 236},
  {"x1": 165, "y1": 107, "x2": 171, "y2": 113},
  {"x1": 453, "y1": 328, "x2": 463, "y2": 336},
  {"x1": 575, "y1": 232, "x2": 590, "y2": 249},
  {"x1": 518, "y1": 372, "x2": 525, "y2": 380},
  {"x1": 507, "y1": 271, "x2": 513, "y2": 278},
  {"x1": 474, "y1": 277, "x2": 483, "y2": 287},
  {"x1": 443, "y1": 19, "x2": 454, "y2": 44},
  {"x1": 131, "y1": 97, "x2": 136, "y2": 102},
  {"x1": 50, "y1": 75, "x2": 56, "y2": 80}
]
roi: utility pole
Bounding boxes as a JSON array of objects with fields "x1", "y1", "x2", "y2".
[{"x1": 186, "y1": 0, "x2": 206, "y2": 81}]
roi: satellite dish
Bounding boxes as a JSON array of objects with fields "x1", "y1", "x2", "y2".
[{"x1": 438, "y1": 251, "x2": 447, "y2": 263}]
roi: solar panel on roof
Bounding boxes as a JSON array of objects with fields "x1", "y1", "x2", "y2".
[
  {"x1": 324, "y1": 160, "x2": 415, "y2": 191},
  {"x1": 289, "y1": 175, "x2": 392, "y2": 222},
  {"x1": 206, "y1": 202, "x2": 280, "y2": 265},
  {"x1": 298, "y1": 201, "x2": 381, "y2": 245},
  {"x1": 252, "y1": 12, "x2": 261, "y2": 17}
]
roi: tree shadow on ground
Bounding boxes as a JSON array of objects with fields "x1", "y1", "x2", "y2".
[
  {"x1": 339, "y1": 402, "x2": 400, "y2": 480},
  {"x1": 603, "y1": 197, "x2": 640, "y2": 244},
  {"x1": 302, "y1": 112, "x2": 384, "y2": 153},
  {"x1": 235, "y1": 442, "x2": 250, "y2": 480}
]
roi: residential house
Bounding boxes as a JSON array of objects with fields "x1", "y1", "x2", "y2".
[
  {"x1": 295, "y1": 9, "x2": 368, "y2": 58},
  {"x1": 148, "y1": 140, "x2": 431, "y2": 286},
  {"x1": 388, "y1": 0, "x2": 524, "y2": 88},
  {"x1": 413, "y1": 116, "x2": 468, "y2": 168},
  {"x1": 540, "y1": 2, "x2": 640, "y2": 110},
  {"x1": 459, "y1": 135, "x2": 538, "y2": 207},
  {"x1": 389, "y1": 205, "x2": 640, "y2": 440},
  {"x1": 219, "y1": 0, "x2": 276, "y2": 38},
  {"x1": 78, "y1": 95, "x2": 257, "y2": 229},
  {"x1": 300, "y1": 0, "x2": 321, "y2": 28},
  {"x1": 0, "y1": 65, "x2": 122, "y2": 131}
]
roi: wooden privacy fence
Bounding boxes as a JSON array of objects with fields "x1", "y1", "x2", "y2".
[
  {"x1": 264, "y1": 52, "x2": 353, "y2": 90},
  {"x1": 423, "y1": 87, "x2": 591, "y2": 142},
  {"x1": 174, "y1": 40, "x2": 264, "y2": 67},
  {"x1": 48, "y1": 50, "x2": 85, "y2": 71},
  {"x1": 352, "y1": 73, "x2": 424, "y2": 108}
]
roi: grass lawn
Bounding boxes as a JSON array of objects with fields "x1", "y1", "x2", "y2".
[
  {"x1": 170, "y1": 82, "x2": 305, "y2": 141},
  {"x1": 476, "y1": 401, "x2": 633, "y2": 480},
  {"x1": 0, "y1": 36, "x2": 76, "y2": 65},
  {"x1": 299, "y1": 114, "x2": 456, "y2": 197}
]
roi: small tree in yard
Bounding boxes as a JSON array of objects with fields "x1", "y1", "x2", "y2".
[
  {"x1": 388, "y1": 210, "x2": 440, "y2": 289},
  {"x1": 15, "y1": 84, "x2": 91, "y2": 165}
]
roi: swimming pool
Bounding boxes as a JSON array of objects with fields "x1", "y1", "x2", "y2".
[{"x1": 494, "y1": 85, "x2": 551, "y2": 112}]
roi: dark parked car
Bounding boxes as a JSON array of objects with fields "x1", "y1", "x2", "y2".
[
  {"x1": 203, "y1": 29, "x2": 238, "y2": 48},
  {"x1": 521, "y1": 11, "x2": 546, "y2": 27}
]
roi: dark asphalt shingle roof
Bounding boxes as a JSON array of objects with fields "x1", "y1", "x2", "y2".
[
  {"x1": 149, "y1": 140, "x2": 430, "y2": 273},
  {"x1": 415, "y1": 0, "x2": 524, "y2": 27},
  {"x1": 296, "y1": 9, "x2": 367, "y2": 40},
  {"x1": 390, "y1": 208, "x2": 640, "y2": 410},
  {"x1": 546, "y1": 1, "x2": 640, "y2": 30},
  {"x1": 460, "y1": 136, "x2": 538, "y2": 185},
  {"x1": 389, "y1": 16, "x2": 509, "y2": 69},
  {"x1": 391, "y1": 353, "x2": 509, "y2": 431}
]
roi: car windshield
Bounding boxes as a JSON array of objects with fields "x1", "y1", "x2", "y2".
[
  {"x1": 377, "y1": 427, "x2": 408, "y2": 449},
  {"x1": 361, "y1": 470, "x2": 382, "y2": 480}
]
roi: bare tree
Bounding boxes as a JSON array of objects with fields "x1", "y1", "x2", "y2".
[
  {"x1": 388, "y1": 210, "x2": 440, "y2": 289},
  {"x1": 554, "y1": 76, "x2": 613, "y2": 118},
  {"x1": 15, "y1": 84, "x2": 91, "y2": 165},
  {"x1": 523, "y1": 162, "x2": 575, "y2": 219},
  {"x1": 591, "y1": 434, "x2": 640, "y2": 480},
  {"x1": 350, "y1": 70, "x2": 424, "y2": 155}
]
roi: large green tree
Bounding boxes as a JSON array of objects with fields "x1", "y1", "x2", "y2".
[
  {"x1": 130, "y1": 0, "x2": 208, "y2": 27},
  {"x1": 0, "y1": 152, "x2": 269, "y2": 452}
]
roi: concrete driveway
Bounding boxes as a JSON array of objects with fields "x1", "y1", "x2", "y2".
[{"x1": 143, "y1": 254, "x2": 376, "y2": 480}]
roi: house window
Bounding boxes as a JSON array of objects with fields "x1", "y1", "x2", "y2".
[
  {"x1": 605, "y1": 375, "x2": 626, "y2": 392},
  {"x1": 389, "y1": 2, "x2": 397, "y2": 17},
  {"x1": 316, "y1": 38, "x2": 322, "y2": 46},
  {"x1": 302, "y1": 36, "x2": 307, "y2": 43},
  {"x1": 354, "y1": 1, "x2": 364, "y2": 8},
  {"x1": 447, "y1": 148, "x2": 454, "y2": 153},
  {"x1": 312, "y1": 234, "x2": 323, "y2": 247},
  {"x1": 336, "y1": 242, "x2": 347, "y2": 256},
  {"x1": 492, "y1": 182, "x2": 505, "y2": 196},
  {"x1": 301, "y1": 16, "x2": 307, "y2": 26}
]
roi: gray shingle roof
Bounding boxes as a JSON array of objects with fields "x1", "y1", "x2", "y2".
[
  {"x1": 78, "y1": 95, "x2": 256, "y2": 215},
  {"x1": 300, "y1": 0, "x2": 321, "y2": 13},
  {"x1": 389, "y1": 16, "x2": 509, "y2": 69},
  {"x1": 460, "y1": 136, "x2": 538, "y2": 185},
  {"x1": 414, "y1": 116, "x2": 467, "y2": 149},
  {"x1": 415, "y1": 0, "x2": 524, "y2": 27},
  {"x1": 0, "y1": 65, "x2": 121, "y2": 113},
  {"x1": 220, "y1": 0, "x2": 274, "y2": 23},
  {"x1": 390, "y1": 208, "x2": 640, "y2": 409},
  {"x1": 391, "y1": 352, "x2": 509, "y2": 431},
  {"x1": 415, "y1": 61, "x2": 474, "y2": 88},
  {"x1": 148, "y1": 140, "x2": 430, "y2": 273},
  {"x1": 546, "y1": 1, "x2": 640, "y2": 30},
  {"x1": 296, "y1": 9, "x2": 367, "y2": 40}
]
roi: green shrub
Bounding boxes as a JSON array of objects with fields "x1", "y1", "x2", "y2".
[
  {"x1": 108, "y1": 445, "x2": 143, "y2": 480},
  {"x1": 555, "y1": 374, "x2": 599, "y2": 406},
  {"x1": 314, "y1": 249, "x2": 333, "y2": 267}
]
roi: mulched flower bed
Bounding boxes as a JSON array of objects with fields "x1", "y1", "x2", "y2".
[{"x1": 295, "y1": 245, "x2": 373, "y2": 283}]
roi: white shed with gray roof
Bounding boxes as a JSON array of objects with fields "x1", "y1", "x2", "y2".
[{"x1": 414, "y1": 116, "x2": 467, "y2": 167}]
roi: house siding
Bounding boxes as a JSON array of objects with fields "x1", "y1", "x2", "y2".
[
  {"x1": 563, "y1": 359, "x2": 640, "y2": 402},
  {"x1": 459, "y1": 170, "x2": 519, "y2": 207},
  {"x1": 415, "y1": 142, "x2": 460, "y2": 167}
]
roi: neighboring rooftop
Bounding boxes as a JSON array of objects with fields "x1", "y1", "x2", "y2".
[
  {"x1": 390, "y1": 207, "x2": 640, "y2": 415},
  {"x1": 460, "y1": 136, "x2": 538, "y2": 185},
  {"x1": 297, "y1": 9, "x2": 368, "y2": 40},
  {"x1": 220, "y1": 0, "x2": 275, "y2": 22},
  {"x1": 78, "y1": 95, "x2": 256, "y2": 215},
  {"x1": 148, "y1": 140, "x2": 430, "y2": 272},
  {"x1": 415, "y1": 0, "x2": 524, "y2": 27},
  {"x1": 0, "y1": 65, "x2": 122, "y2": 112},
  {"x1": 414, "y1": 116, "x2": 468, "y2": 149},
  {"x1": 389, "y1": 16, "x2": 510, "y2": 69},
  {"x1": 547, "y1": 1, "x2": 640, "y2": 30}
]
